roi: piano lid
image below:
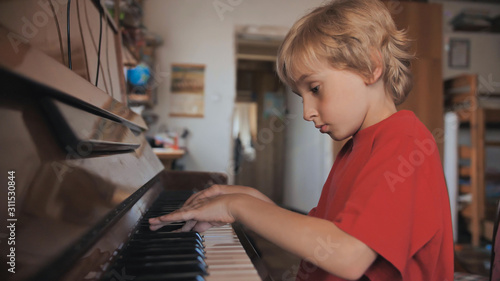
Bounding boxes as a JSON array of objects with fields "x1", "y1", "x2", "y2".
[{"x1": 40, "y1": 97, "x2": 142, "y2": 153}]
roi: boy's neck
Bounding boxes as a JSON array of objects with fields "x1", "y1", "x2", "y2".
[{"x1": 360, "y1": 79, "x2": 397, "y2": 131}]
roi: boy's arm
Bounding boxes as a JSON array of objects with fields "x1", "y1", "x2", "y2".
[
  {"x1": 150, "y1": 194, "x2": 377, "y2": 280},
  {"x1": 234, "y1": 194, "x2": 377, "y2": 280}
]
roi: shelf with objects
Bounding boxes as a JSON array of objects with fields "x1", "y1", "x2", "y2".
[
  {"x1": 105, "y1": 0, "x2": 163, "y2": 109},
  {"x1": 450, "y1": 10, "x2": 500, "y2": 34},
  {"x1": 445, "y1": 74, "x2": 500, "y2": 247},
  {"x1": 105, "y1": 1, "x2": 186, "y2": 170}
]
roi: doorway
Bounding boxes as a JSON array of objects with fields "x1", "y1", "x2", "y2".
[{"x1": 232, "y1": 32, "x2": 286, "y2": 204}]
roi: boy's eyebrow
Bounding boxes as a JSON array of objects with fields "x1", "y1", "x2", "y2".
[
  {"x1": 297, "y1": 73, "x2": 311, "y2": 82},
  {"x1": 291, "y1": 73, "x2": 315, "y2": 97}
]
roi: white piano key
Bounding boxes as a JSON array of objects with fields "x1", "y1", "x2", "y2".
[{"x1": 202, "y1": 224, "x2": 262, "y2": 281}]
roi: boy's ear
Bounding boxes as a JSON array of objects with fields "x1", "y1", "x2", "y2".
[
  {"x1": 365, "y1": 51, "x2": 383, "y2": 85},
  {"x1": 366, "y1": 64, "x2": 383, "y2": 85}
]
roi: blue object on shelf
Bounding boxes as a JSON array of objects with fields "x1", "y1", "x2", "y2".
[{"x1": 127, "y1": 63, "x2": 151, "y2": 86}]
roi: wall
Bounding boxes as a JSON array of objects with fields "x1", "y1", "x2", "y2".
[
  {"x1": 430, "y1": 0, "x2": 500, "y2": 80},
  {"x1": 283, "y1": 88, "x2": 333, "y2": 212},
  {"x1": 143, "y1": 0, "x2": 330, "y2": 212}
]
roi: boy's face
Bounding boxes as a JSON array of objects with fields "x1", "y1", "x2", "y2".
[{"x1": 294, "y1": 64, "x2": 374, "y2": 141}]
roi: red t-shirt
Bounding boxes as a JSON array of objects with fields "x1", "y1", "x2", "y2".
[{"x1": 296, "y1": 110, "x2": 454, "y2": 281}]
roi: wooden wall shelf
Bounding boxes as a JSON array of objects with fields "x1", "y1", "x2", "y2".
[{"x1": 445, "y1": 74, "x2": 500, "y2": 246}]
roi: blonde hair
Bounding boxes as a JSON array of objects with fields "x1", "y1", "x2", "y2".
[{"x1": 276, "y1": 0, "x2": 414, "y2": 105}]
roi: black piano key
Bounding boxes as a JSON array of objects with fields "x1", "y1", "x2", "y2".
[
  {"x1": 125, "y1": 243, "x2": 204, "y2": 253},
  {"x1": 129, "y1": 239, "x2": 204, "y2": 249},
  {"x1": 119, "y1": 259, "x2": 207, "y2": 270},
  {"x1": 123, "y1": 260, "x2": 207, "y2": 276},
  {"x1": 113, "y1": 260, "x2": 205, "y2": 271},
  {"x1": 138, "y1": 222, "x2": 186, "y2": 227},
  {"x1": 133, "y1": 273, "x2": 205, "y2": 281},
  {"x1": 136, "y1": 224, "x2": 185, "y2": 232},
  {"x1": 100, "y1": 191, "x2": 214, "y2": 280},
  {"x1": 102, "y1": 269, "x2": 205, "y2": 281},
  {"x1": 130, "y1": 236, "x2": 202, "y2": 243},
  {"x1": 130, "y1": 235, "x2": 199, "y2": 242},
  {"x1": 133, "y1": 231, "x2": 203, "y2": 241},
  {"x1": 123, "y1": 246, "x2": 205, "y2": 258},
  {"x1": 143, "y1": 210, "x2": 179, "y2": 216},
  {"x1": 146, "y1": 207, "x2": 181, "y2": 211},
  {"x1": 116, "y1": 254, "x2": 204, "y2": 265}
]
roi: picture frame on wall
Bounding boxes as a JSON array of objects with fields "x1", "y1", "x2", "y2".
[
  {"x1": 169, "y1": 64, "x2": 206, "y2": 118},
  {"x1": 448, "y1": 38, "x2": 470, "y2": 68}
]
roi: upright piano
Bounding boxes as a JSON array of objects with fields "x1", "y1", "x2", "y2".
[{"x1": 0, "y1": 27, "x2": 271, "y2": 281}]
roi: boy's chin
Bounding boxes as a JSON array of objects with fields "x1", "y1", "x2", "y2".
[
  {"x1": 328, "y1": 133, "x2": 342, "y2": 141},
  {"x1": 328, "y1": 131, "x2": 352, "y2": 142}
]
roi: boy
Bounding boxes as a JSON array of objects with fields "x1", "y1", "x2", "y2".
[{"x1": 149, "y1": 0, "x2": 454, "y2": 280}]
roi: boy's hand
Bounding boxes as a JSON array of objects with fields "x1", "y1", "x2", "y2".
[
  {"x1": 183, "y1": 184, "x2": 228, "y2": 206},
  {"x1": 148, "y1": 194, "x2": 241, "y2": 232},
  {"x1": 184, "y1": 184, "x2": 274, "y2": 206}
]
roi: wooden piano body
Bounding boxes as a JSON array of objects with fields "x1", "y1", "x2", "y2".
[{"x1": 0, "y1": 24, "x2": 270, "y2": 281}]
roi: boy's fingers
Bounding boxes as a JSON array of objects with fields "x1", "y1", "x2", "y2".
[
  {"x1": 184, "y1": 193, "x2": 201, "y2": 206},
  {"x1": 150, "y1": 209, "x2": 197, "y2": 225},
  {"x1": 149, "y1": 223, "x2": 165, "y2": 231},
  {"x1": 193, "y1": 221, "x2": 213, "y2": 232},
  {"x1": 186, "y1": 194, "x2": 208, "y2": 206},
  {"x1": 184, "y1": 197, "x2": 211, "y2": 211},
  {"x1": 185, "y1": 192, "x2": 209, "y2": 206},
  {"x1": 185, "y1": 185, "x2": 223, "y2": 206},
  {"x1": 185, "y1": 188, "x2": 210, "y2": 206},
  {"x1": 149, "y1": 216, "x2": 172, "y2": 224},
  {"x1": 179, "y1": 220, "x2": 197, "y2": 232},
  {"x1": 149, "y1": 219, "x2": 195, "y2": 232},
  {"x1": 149, "y1": 217, "x2": 195, "y2": 232},
  {"x1": 150, "y1": 199, "x2": 207, "y2": 227}
]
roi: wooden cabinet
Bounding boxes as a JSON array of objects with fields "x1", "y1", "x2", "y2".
[{"x1": 389, "y1": 1, "x2": 444, "y2": 156}]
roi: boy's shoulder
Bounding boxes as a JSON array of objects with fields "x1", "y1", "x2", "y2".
[
  {"x1": 353, "y1": 110, "x2": 436, "y2": 156},
  {"x1": 364, "y1": 110, "x2": 436, "y2": 154},
  {"x1": 375, "y1": 110, "x2": 429, "y2": 140}
]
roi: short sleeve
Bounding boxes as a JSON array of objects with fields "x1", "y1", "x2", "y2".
[
  {"x1": 333, "y1": 133, "x2": 441, "y2": 276},
  {"x1": 308, "y1": 207, "x2": 317, "y2": 216}
]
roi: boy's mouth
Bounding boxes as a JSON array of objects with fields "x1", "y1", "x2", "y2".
[{"x1": 316, "y1": 124, "x2": 328, "y2": 133}]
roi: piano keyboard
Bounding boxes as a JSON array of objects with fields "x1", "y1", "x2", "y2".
[{"x1": 101, "y1": 191, "x2": 262, "y2": 281}]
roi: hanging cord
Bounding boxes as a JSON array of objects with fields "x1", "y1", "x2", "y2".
[
  {"x1": 49, "y1": 0, "x2": 66, "y2": 65},
  {"x1": 104, "y1": 15, "x2": 114, "y2": 95},
  {"x1": 83, "y1": 0, "x2": 109, "y2": 92},
  {"x1": 95, "y1": 5, "x2": 103, "y2": 87},
  {"x1": 76, "y1": 0, "x2": 90, "y2": 80},
  {"x1": 67, "y1": 0, "x2": 72, "y2": 69}
]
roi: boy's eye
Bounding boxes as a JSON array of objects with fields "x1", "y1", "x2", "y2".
[{"x1": 311, "y1": 86, "x2": 319, "y2": 94}]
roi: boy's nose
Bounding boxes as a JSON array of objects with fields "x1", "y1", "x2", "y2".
[{"x1": 303, "y1": 101, "x2": 318, "y2": 122}]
